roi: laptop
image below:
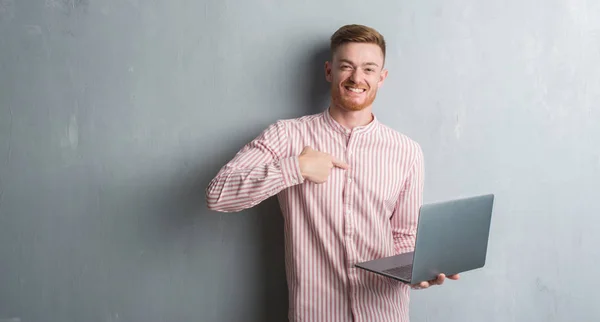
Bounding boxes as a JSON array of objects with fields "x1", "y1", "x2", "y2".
[{"x1": 355, "y1": 193, "x2": 495, "y2": 284}]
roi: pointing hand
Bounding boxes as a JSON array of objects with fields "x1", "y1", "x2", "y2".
[{"x1": 298, "y1": 146, "x2": 349, "y2": 184}]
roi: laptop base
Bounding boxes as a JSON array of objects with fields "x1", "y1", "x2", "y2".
[{"x1": 355, "y1": 252, "x2": 415, "y2": 284}]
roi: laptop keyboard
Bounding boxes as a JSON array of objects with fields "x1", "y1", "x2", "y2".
[{"x1": 383, "y1": 265, "x2": 412, "y2": 280}]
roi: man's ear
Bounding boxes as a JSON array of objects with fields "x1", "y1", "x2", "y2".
[
  {"x1": 378, "y1": 68, "x2": 388, "y2": 88},
  {"x1": 325, "y1": 61, "x2": 333, "y2": 82}
]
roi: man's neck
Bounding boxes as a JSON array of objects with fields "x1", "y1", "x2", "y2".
[{"x1": 328, "y1": 104, "x2": 374, "y2": 130}]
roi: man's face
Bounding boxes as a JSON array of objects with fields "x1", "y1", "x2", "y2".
[{"x1": 325, "y1": 42, "x2": 388, "y2": 112}]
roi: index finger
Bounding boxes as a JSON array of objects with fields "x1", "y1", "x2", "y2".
[{"x1": 332, "y1": 157, "x2": 350, "y2": 169}]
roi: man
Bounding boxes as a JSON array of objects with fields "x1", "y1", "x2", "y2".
[{"x1": 206, "y1": 24, "x2": 459, "y2": 322}]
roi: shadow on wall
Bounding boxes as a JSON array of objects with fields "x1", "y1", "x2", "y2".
[
  {"x1": 298, "y1": 42, "x2": 332, "y2": 116},
  {"x1": 148, "y1": 42, "x2": 333, "y2": 321},
  {"x1": 159, "y1": 149, "x2": 289, "y2": 322}
]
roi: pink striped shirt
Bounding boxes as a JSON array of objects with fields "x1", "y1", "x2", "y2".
[{"x1": 206, "y1": 108, "x2": 424, "y2": 322}]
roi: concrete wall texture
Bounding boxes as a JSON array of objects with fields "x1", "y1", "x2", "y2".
[{"x1": 1, "y1": 0, "x2": 599, "y2": 321}]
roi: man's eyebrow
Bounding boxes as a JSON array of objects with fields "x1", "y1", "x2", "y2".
[{"x1": 338, "y1": 59, "x2": 379, "y2": 67}]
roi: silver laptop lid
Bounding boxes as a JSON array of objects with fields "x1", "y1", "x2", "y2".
[{"x1": 410, "y1": 193, "x2": 495, "y2": 283}]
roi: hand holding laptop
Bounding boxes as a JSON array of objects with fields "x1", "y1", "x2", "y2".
[
  {"x1": 354, "y1": 194, "x2": 495, "y2": 290},
  {"x1": 411, "y1": 273, "x2": 460, "y2": 290}
]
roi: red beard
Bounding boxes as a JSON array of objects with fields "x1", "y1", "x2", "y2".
[{"x1": 331, "y1": 82, "x2": 377, "y2": 111}]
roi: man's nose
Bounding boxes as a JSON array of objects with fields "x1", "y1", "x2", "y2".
[{"x1": 349, "y1": 70, "x2": 362, "y2": 83}]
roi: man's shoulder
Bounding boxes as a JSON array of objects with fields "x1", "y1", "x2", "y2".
[
  {"x1": 276, "y1": 112, "x2": 323, "y2": 126},
  {"x1": 376, "y1": 122, "x2": 423, "y2": 153},
  {"x1": 255, "y1": 112, "x2": 325, "y2": 140},
  {"x1": 268, "y1": 112, "x2": 324, "y2": 133}
]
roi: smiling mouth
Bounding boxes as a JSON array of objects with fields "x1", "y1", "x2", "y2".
[{"x1": 345, "y1": 86, "x2": 366, "y2": 93}]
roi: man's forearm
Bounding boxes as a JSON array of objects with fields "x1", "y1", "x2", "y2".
[{"x1": 206, "y1": 156, "x2": 302, "y2": 212}]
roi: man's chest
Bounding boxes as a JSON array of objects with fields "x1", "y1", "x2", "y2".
[{"x1": 286, "y1": 133, "x2": 411, "y2": 214}]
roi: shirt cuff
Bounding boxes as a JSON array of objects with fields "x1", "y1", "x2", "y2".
[{"x1": 279, "y1": 156, "x2": 304, "y2": 187}]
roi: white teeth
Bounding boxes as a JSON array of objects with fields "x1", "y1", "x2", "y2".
[{"x1": 347, "y1": 87, "x2": 365, "y2": 93}]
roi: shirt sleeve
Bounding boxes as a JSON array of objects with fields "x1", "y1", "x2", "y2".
[
  {"x1": 205, "y1": 120, "x2": 304, "y2": 212},
  {"x1": 390, "y1": 144, "x2": 425, "y2": 254}
]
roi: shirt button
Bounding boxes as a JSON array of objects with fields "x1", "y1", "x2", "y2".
[{"x1": 347, "y1": 178, "x2": 352, "y2": 183}]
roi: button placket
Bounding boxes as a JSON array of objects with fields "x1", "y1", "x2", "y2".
[{"x1": 344, "y1": 133, "x2": 357, "y2": 247}]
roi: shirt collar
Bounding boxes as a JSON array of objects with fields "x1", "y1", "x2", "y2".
[{"x1": 322, "y1": 107, "x2": 379, "y2": 135}]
